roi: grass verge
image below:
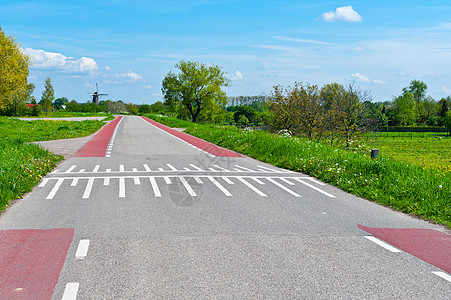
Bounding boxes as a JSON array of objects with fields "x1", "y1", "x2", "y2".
[
  {"x1": 0, "y1": 117, "x2": 106, "y2": 211},
  {"x1": 147, "y1": 115, "x2": 450, "y2": 228}
]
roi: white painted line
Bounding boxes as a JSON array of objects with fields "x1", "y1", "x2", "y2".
[
  {"x1": 222, "y1": 177, "x2": 234, "y2": 184},
  {"x1": 119, "y1": 177, "x2": 125, "y2": 198},
  {"x1": 237, "y1": 177, "x2": 267, "y2": 197},
  {"x1": 39, "y1": 178, "x2": 49, "y2": 187},
  {"x1": 305, "y1": 177, "x2": 326, "y2": 186},
  {"x1": 184, "y1": 167, "x2": 191, "y2": 171},
  {"x1": 132, "y1": 168, "x2": 138, "y2": 172},
  {"x1": 267, "y1": 178, "x2": 301, "y2": 197},
  {"x1": 364, "y1": 236, "x2": 402, "y2": 253},
  {"x1": 104, "y1": 177, "x2": 110, "y2": 186},
  {"x1": 92, "y1": 165, "x2": 100, "y2": 173},
  {"x1": 167, "y1": 164, "x2": 177, "y2": 171},
  {"x1": 83, "y1": 178, "x2": 95, "y2": 199},
  {"x1": 193, "y1": 176, "x2": 203, "y2": 184},
  {"x1": 75, "y1": 239, "x2": 90, "y2": 259},
  {"x1": 143, "y1": 164, "x2": 151, "y2": 172},
  {"x1": 71, "y1": 178, "x2": 79, "y2": 187},
  {"x1": 106, "y1": 168, "x2": 111, "y2": 172},
  {"x1": 280, "y1": 178, "x2": 295, "y2": 185},
  {"x1": 119, "y1": 164, "x2": 125, "y2": 172},
  {"x1": 51, "y1": 170, "x2": 59, "y2": 174},
  {"x1": 208, "y1": 176, "x2": 232, "y2": 196},
  {"x1": 158, "y1": 168, "x2": 164, "y2": 172},
  {"x1": 163, "y1": 176, "x2": 172, "y2": 184},
  {"x1": 252, "y1": 177, "x2": 265, "y2": 185},
  {"x1": 232, "y1": 168, "x2": 244, "y2": 172},
  {"x1": 256, "y1": 165, "x2": 278, "y2": 172},
  {"x1": 79, "y1": 169, "x2": 85, "y2": 173},
  {"x1": 62, "y1": 282, "x2": 79, "y2": 300},
  {"x1": 106, "y1": 152, "x2": 111, "y2": 155},
  {"x1": 212, "y1": 164, "x2": 230, "y2": 172},
  {"x1": 234, "y1": 165, "x2": 255, "y2": 172},
  {"x1": 208, "y1": 168, "x2": 218, "y2": 172},
  {"x1": 66, "y1": 165, "x2": 77, "y2": 173},
  {"x1": 294, "y1": 178, "x2": 336, "y2": 198},
  {"x1": 149, "y1": 177, "x2": 161, "y2": 197},
  {"x1": 134, "y1": 176, "x2": 140, "y2": 185},
  {"x1": 47, "y1": 178, "x2": 64, "y2": 200},
  {"x1": 179, "y1": 177, "x2": 196, "y2": 196},
  {"x1": 433, "y1": 271, "x2": 451, "y2": 282},
  {"x1": 189, "y1": 164, "x2": 204, "y2": 171},
  {"x1": 106, "y1": 155, "x2": 111, "y2": 157},
  {"x1": 256, "y1": 169, "x2": 269, "y2": 173}
]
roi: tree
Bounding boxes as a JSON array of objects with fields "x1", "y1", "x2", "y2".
[
  {"x1": 444, "y1": 111, "x2": 451, "y2": 136},
  {"x1": 40, "y1": 77, "x2": 54, "y2": 116},
  {"x1": 54, "y1": 97, "x2": 69, "y2": 110},
  {"x1": 0, "y1": 26, "x2": 31, "y2": 113},
  {"x1": 402, "y1": 80, "x2": 427, "y2": 103},
  {"x1": 161, "y1": 61, "x2": 229, "y2": 122},
  {"x1": 392, "y1": 92, "x2": 416, "y2": 126}
]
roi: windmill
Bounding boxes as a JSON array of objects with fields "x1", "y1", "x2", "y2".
[{"x1": 88, "y1": 83, "x2": 108, "y2": 105}]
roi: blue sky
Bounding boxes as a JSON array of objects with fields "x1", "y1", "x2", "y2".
[{"x1": 2, "y1": 0, "x2": 451, "y2": 104}]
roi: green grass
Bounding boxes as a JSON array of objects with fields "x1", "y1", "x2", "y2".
[
  {"x1": 0, "y1": 116, "x2": 106, "y2": 211},
  {"x1": 148, "y1": 115, "x2": 449, "y2": 228},
  {"x1": 24, "y1": 111, "x2": 115, "y2": 119}
]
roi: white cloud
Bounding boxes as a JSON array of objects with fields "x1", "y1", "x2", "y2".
[
  {"x1": 441, "y1": 86, "x2": 451, "y2": 94},
  {"x1": 143, "y1": 84, "x2": 153, "y2": 89},
  {"x1": 229, "y1": 71, "x2": 243, "y2": 81},
  {"x1": 84, "y1": 83, "x2": 94, "y2": 88},
  {"x1": 322, "y1": 5, "x2": 363, "y2": 22},
  {"x1": 351, "y1": 72, "x2": 370, "y2": 82},
  {"x1": 24, "y1": 48, "x2": 98, "y2": 74},
  {"x1": 349, "y1": 73, "x2": 385, "y2": 84},
  {"x1": 273, "y1": 35, "x2": 334, "y2": 46},
  {"x1": 105, "y1": 66, "x2": 112, "y2": 71},
  {"x1": 116, "y1": 71, "x2": 144, "y2": 81}
]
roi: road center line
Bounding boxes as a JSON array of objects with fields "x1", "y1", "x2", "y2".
[
  {"x1": 364, "y1": 236, "x2": 402, "y2": 253},
  {"x1": 62, "y1": 282, "x2": 79, "y2": 300},
  {"x1": 75, "y1": 239, "x2": 90, "y2": 259}
]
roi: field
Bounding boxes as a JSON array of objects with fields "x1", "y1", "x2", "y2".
[{"x1": 0, "y1": 117, "x2": 106, "y2": 211}]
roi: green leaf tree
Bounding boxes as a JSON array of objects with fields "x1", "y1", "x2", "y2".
[
  {"x1": 392, "y1": 92, "x2": 417, "y2": 126},
  {"x1": 161, "y1": 61, "x2": 229, "y2": 122},
  {"x1": 444, "y1": 111, "x2": 451, "y2": 136},
  {"x1": 40, "y1": 77, "x2": 54, "y2": 116},
  {"x1": 0, "y1": 26, "x2": 31, "y2": 113}
]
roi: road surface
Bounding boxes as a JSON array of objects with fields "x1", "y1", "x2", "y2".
[{"x1": 0, "y1": 115, "x2": 449, "y2": 299}]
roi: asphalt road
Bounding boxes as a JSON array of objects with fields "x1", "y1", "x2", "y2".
[{"x1": 0, "y1": 115, "x2": 449, "y2": 299}]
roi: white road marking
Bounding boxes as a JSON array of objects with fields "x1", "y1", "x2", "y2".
[
  {"x1": 189, "y1": 164, "x2": 204, "y2": 171},
  {"x1": 164, "y1": 176, "x2": 172, "y2": 184},
  {"x1": 280, "y1": 178, "x2": 295, "y2": 185},
  {"x1": 143, "y1": 164, "x2": 151, "y2": 172},
  {"x1": 92, "y1": 165, "x2": 100, "y2": 173},
  {"x1": 266, "y1": 178, "x2": 301, "y2": 197},
  {"x1": 75, "y1": 239, "x2": 90, "y2": 259},
  {"x1": 208, "y1": 176, "x2": 232, "y2": 196},
  {"x1": 193, "y1": 176, "x2": 203, "y2": 184},
  {"x1": 149, "y1": 177, "x2": 161, "y2": 197},
  {"x1": 134, "y1": 176, "x2": 140, "y2": 185},
  {"x1": 51, "y1": 170, "x2": 59, "y2": 174},
  {"x1": 179, "y1": 177, "x2": 196, "y2": 196},
  {"x1": 167, "y1": 164, "x2": 177, "y2": 171},
  {"x1": 71, "y1": 178, "x2": 79, "y2": 187},
  {"x1": 132, "y1": 168, "x2": 138, "y2": 172},
  {"x1": 106, "y1": 169, "x2": 111, "y2": 173},
  {"x1": 433, "y1": 271, "x2": 451, "y2": 282},
  {"x1": 256, "y1": 165, "x2": 278, "y2": 172},
  {"x1": 79, "y1": 169, "x2": 85, "y2": 173},
  {"x1": 158, "y1": 168, "x2": 164, "y2": 171},
  {"x1": 222, "y1": 177, "x2": 234, "y2": 184},
  {"x1": 232, "y1": 168, "x2": 244, "y2": 172},
  {"x1": 119, "y1": 165, "x2": 125, "y2": 172},
  {"x1": 119, "y1": 177, "x2": 125, "y2": 198},
  {"x1": 83, "y1": 178, "x2": 95, "y2": 199},
  {"x1": 47, "y1": 178, "x2": 64, "y2": 199},
  {"x1": 252, "y1": 177, "x2": 265, "y2": 185},
  {"x1": 237, "y1": 177, "x2": 267, "y2": 197},
  {"x1": 294, "y1": 178, "x2": 336, "y2": 198},
  {"x1": 305, "y1": 177, "x2": 325, "y2": 186},
  {"x1": 257, "y1": 169, "x2": 269, "y2": 173},
  {"x1": 234, "y1": 165, "x2": 255, "y2": 172},
  {"x1": 364, "y1": 236, "x2": 402, "y2": 253},
  {"x1": 39, "y1": 178, "x2": 49, "y2": 187},
  {"x1": 62, "y1": 282, "x2": 79, "y2": 300},
  {"x1": 66, "y1": 165, "x2": 77, "y2": 173},
  {"x1": 212, "y1": 164, "x2": 230, "y2": 172},
  {"x1": 104, "y1": 177, "x2": 110, "y2": 186},
  {"x1": 208, "y1": 168, "x2": 218, "y2": 172}
]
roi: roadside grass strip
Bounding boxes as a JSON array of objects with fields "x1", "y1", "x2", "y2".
[
  {"x1": 0, "y1": 116, "x2": 106, "y2": 211},
  {"x1": 177, "y1": 123, "x2": 450, "y2": 228}
]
